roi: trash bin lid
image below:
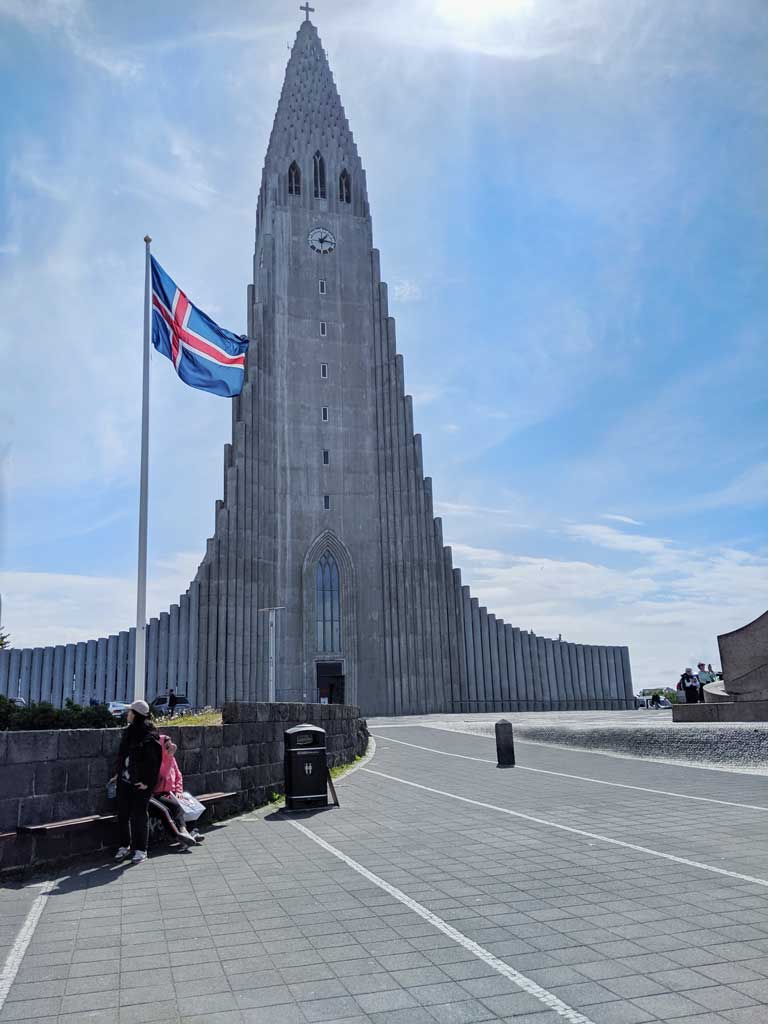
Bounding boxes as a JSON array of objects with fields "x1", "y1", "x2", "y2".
[{"x1": 284, "y1": 723, "x2": 326, "y2": 747}]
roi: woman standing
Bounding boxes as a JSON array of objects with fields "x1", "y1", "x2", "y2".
[{"x1": 112, "y1": 699, "x2": 162, "y2": 863}]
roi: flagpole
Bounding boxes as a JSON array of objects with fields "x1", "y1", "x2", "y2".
[{"x1": 134, "y1": 235, "x2": 152, "y2": 702}]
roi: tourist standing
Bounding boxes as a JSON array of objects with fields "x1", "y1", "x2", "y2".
[
  {"x1": 111, "y1": 699, "x2": 162, "y2": 864},
  {"x1": 168, "y1": 689, "x2": 178, "y2": 717},
  {"x1": 697, "y1": 662, "x2": 715, "y2": 702},
  {"x1": 678, "y1": 668, "x2": 699, "y2": 704}
]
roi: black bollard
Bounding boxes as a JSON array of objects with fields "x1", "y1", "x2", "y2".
[{"x1": 495, "y1": 719, "x2": 515, "y2": 768}]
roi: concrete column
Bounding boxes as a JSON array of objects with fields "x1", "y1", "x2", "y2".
[
  {"x1": 146, "y1": 618, "x2": 159, "y2": 700},
  {"x1": 206, "y1": 535, "x2": 220, "y2": 709},
  {"x1": 63, "y1": 644, "x2": 76, "y2": 704},
  {"x1": 371, "y1": 254, "x2": 395, "y2": 711},
  {"x1": 527, "y1": 633, "x2": 544, "y2": 711},
  {"x1": 41, "y1": 647, "x2": 55, "y2": 703},
  {"x1": 427, "y1": 492, "x2": 448, "y2": 714},
  {"x1": 9, "y1": 649, "x2": 21, "y2": 702},
  {"x1": 487, "y1": 613, "x2": 500, "y2": 710},
  {"x1": 19, "y1": 649, "x2": 32, "y2": 706},
  {"x1": 510, "y1": 628, "x2": 524, "y2": 710},
  {"x1": 225, "y1": 467, "x2": 238, "y2": 701},
  {"x1": 52, "y1": 645, "x2": 66, "y2": 707},
  {"x1": 116, "y1": 632, "x2": 128, "y2": 702},
  {"x1": 394, "y1": 361, "x2": 416, "y2": 712},
  {"x1": 597, "y1": 646, "x2": 610, "y2": 707},
  {"x1": 552, "y1": 638, "x2": 565, "y2": 712},
  {"x1": 73, "y1": 643, "x2": 87, "y2": 705},
  {"x1": 453, "y1": 569, "x2": 469, "y2": 712},
  {"x1": 0, "y1": 649, "x2": 9, "y2": 697},
  {"x1": 462, "y1": 586, "x2": 476, "y2": 710},
  {"x1": 403, "y1": 408, "x2": 427, "y2": 713},
  {"x1": 496, "y1": 619, "x2": 510, "y2": 708},
  {"x1": 178, "y1": 594, "x2": 189, "y2": 695},
  {"x1": 605, "y1": 645, "x2": 619, "y2": 707},
  {"x1": 127, "y1": 628, "x2": 136, "y2": 702},
  {"x1": 106, "y1": 635, "x2": 118, "y2": 703},
  {"x1": 234, "y1": 422, "x2": 246, "y2": 702},
  {"x1": 30, "y1": 648, "x2": 43, "y2": 703},
  {"x1": 582, "y1": 646, "x2": 596, "y2": 708},
  {"x1": 168, "y1": 604, "x2": 179, "y2": 695},
  {"x1": 157, "y1": 611, "x2": 170, "y2": 698},
  {"x1": 200, "y1": 556, "x2": 214, "y2": 708},
  {"x1": 188, "y1": 581, "x2": 200, "y2": 708},
  {"x1": 84, "y1": 640, "x2": 97, "y2": 704},
  {"x1": 560, "y1": 642, "x2": 575, "y2": 710},
  {"x1": 93, "y1": 637, "x2": 107, "y2": 703},
  {"x1": 503, "y1": 625, "x2": 517, "y2": 709},
  {"x1": 620, "y1": 647, "x2": 633, "y2": 705},
  {"x1": 471, "y1": 599, "x2": 484, "y2": 710},
  {"x1": 573, "y1": 644, "x2": 587, "y2": 707},
  {"x1": 539, "y1": 638, "x2": 553, "y2": 710}
]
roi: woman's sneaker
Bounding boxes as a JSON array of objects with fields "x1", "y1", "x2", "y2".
[
  {"x1": 115, "y1": 846, "x2": 131, "y2": 860},
  {"x1": 131, "y1": 850, "x2": 147, "y2": 864},
  {"x1": 178, "y1": 829, "x2": 196, "y2": 847}
]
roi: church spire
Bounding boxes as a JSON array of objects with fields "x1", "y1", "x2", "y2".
[{"x1": 258, "y1": 14, "x2": 368, "y2": 220}]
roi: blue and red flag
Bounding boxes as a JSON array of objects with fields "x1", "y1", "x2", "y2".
[{"x1": 150, "y1": 257, "x2": 249, "y2": 397}]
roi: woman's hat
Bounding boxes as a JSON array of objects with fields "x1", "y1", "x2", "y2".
[{"x1": 130, "y1": 699, "x2": 150, "y2": 716}]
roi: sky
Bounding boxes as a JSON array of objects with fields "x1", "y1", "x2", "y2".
[{"x1": 0, "y1": 0, "x2": 766, "y2": 689}]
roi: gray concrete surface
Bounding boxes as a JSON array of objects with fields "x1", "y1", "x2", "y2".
[{"x1": 3, "y1": 724, "x2": 768, "y2": 1022}]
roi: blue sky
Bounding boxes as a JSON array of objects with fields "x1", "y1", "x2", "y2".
[{"x1": 0, "y1": 0, "x2": 766, "y2": 689}]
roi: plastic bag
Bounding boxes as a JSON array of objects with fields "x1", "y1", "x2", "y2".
[
  {"x1": 170, "y1": 791, "x2": 205, "y2": 821},
  {"x1": 106, "y1": 780, "x2": 117, "y2": 801}
]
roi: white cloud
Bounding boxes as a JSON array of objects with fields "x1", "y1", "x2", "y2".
[
  {"x1": 566, "y1": 522, "x2": 672, "y2": 556},
  {"x1": 602, "y1": 513, "x2": 643, "y2": 525},
  {"x1": 393, "y1": 280, "x2": 422, "y2": 302},
  {"x1": 0, "y1": 552, "x2": 201, "y2": 649}
]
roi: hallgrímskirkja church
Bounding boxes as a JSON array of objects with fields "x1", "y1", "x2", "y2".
[{"x1": 0, "y1": 14, "x2": 633, "y2": 716}]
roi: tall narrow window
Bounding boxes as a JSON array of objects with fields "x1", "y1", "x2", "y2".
[
  {"x1": 288, "y1": 161, "x2": 301, "y2": 196},
  {"x1": 322, "y1": 406, "x2": 329, "y2": 421},
  {"x1": 339, "y1": 168, "x2": 351, "y2": 204},
  {"x1": 320, "y1": 321, "x2": 327, "y2": 336},
  {"x1": 323, "y1": 495, "x2": 331, "y2": 511},
  {"x1": 319, "y1": 279, "x2": 326, "y2": 295},
  {"x1": 316, "y1": 551, "x2": 340, "y2": 650},
  {"x1": 322, "y1": 449, "x2": 330, "y2": 465},
  {"x1": 320, "y1": 363, "x2": 328, "y2": 379},
  {"x1": 313, "y1": 151, "x2": 326, "y2": 199}
]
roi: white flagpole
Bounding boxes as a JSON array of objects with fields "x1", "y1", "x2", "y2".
[{"x1": 134, "y1": 235, "x2": 152, "y2": 702}]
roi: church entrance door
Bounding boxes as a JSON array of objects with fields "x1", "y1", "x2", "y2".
[{"x1": 316, "y1": 661, "x2": 344, "y2": 705}]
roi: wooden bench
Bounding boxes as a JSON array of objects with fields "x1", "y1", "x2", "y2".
[{"x1": 17, "y1": 792, "x2": 237, "y2": 835}]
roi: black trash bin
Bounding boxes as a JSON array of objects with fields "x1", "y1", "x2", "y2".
[{"x1": 283, "y1": 724, "x2": 329, "y2": 812}]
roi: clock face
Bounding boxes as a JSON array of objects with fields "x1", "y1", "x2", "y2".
[{"x1": 308, "y1": 227, "x2": 336, "y2": 255}]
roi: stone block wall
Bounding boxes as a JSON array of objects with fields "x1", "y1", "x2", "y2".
[{"x1": 0, "y1": 703, "x2": 368, "y2": 877}]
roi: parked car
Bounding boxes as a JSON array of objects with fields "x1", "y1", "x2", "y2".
[
  {"x1": 107, "y1": 701, "x2": 131, "y2": 718},
  {"x1": 150, "y1": 694, "x2": 193, "y2": 716},
  {"x1": 634, "y1": 694, "x2": 672, "y2": 709}
]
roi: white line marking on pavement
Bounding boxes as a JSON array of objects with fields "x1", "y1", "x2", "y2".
[
  {"x1": 362, "y1": 767, "x2": 768, "y2": 889},
  {"x1": 0, "y1": 880, "x2": 56, "y2": 1011},
  {"x1": 289, "y1": 818, "x2": 598, "y2": 1024},
  {"x1": 373, "y1": 734, "x2": 768, "y2": 812}
]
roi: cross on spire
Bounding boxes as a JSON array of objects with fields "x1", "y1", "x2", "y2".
[{"x1": 300, "y1": 3, "x2": 315, "y2": 21}]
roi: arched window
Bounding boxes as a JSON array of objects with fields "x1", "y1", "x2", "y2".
[
  {"x1": 339, "y1": 168, "x2": 351, "y2": 204},
  {"x1": 313, "y1": 151, "x2": 326, "y2": 199},
  {"x1": 316, "y1": 551, "x2": 340, "y2": 651},
  {"x1": 288, "y1": 161, "x2": 301, "y2": 196}
]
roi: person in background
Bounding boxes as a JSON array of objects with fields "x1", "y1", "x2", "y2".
[
  {"x1": 111, "y1": 700, "x2": 162, "y2": 864},
  {"x1": 149, "y1": 735, "x2": 202, "y2": 847},
  {"x1": 678, "y1": 668, "x2": 699, "y2": 704},
  {"x1": 697, "y1": 662, "x2": 716, "y2": 702},
  {"x1": 168, "y1": 689, "x2": 178, "y2": 717}
]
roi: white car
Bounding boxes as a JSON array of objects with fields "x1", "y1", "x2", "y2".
[
  {"x1": 634, "y1": 694, "x2": 672, "y2": 709},
  {"x1": 107, "y1": 701, "x2": 131, "y2": 718}
]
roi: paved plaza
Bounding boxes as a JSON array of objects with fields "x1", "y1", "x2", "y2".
[{"x1": 3, "y1": 722, "x2": 768, "y2": 1023}]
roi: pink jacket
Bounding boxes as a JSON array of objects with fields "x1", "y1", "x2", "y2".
[{"x1": 154, "y1": 735, "x2": 183, "y2": 795}]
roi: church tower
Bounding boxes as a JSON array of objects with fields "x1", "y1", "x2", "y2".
[
  {"x1": 179, "y1": 12, "x2": 634, "y2": 716},
  {"x1": 0, "y1": 13, "x2": 635, "y2": 716}
]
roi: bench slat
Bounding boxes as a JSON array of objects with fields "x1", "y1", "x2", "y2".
[{"x1": 16, "y1": 791, "x2": 238, "y2": 835}]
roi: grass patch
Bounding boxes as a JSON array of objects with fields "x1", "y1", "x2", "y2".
[{"x1": 167, "y1": 710, "x2": 223, "y2": 727}]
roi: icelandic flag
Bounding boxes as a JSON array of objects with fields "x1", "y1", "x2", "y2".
[{"x1": 151, "y1": 257, "x2": 249, "y2": 397}]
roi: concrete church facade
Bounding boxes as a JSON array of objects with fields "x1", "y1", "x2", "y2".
[{"x1": 0, "y1": 17, "x2": 633, "y2": 716}]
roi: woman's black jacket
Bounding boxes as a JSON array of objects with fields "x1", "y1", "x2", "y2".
[{"x1": 115, "y1": 722, "x2": 162, "y2": 789}]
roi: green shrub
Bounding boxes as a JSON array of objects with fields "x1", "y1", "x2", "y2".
[{"x1": 0, "y1": 696, "x2": 119, "y2": 731}]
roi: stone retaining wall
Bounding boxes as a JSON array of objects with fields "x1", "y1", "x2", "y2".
[{"x1": 0, "y1": 703, "x2": 368, "y2": 877}]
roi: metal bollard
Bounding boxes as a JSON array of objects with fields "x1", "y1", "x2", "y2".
[{"x1": 495, "y1": 719, "x2": 515, "y2": 768}]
